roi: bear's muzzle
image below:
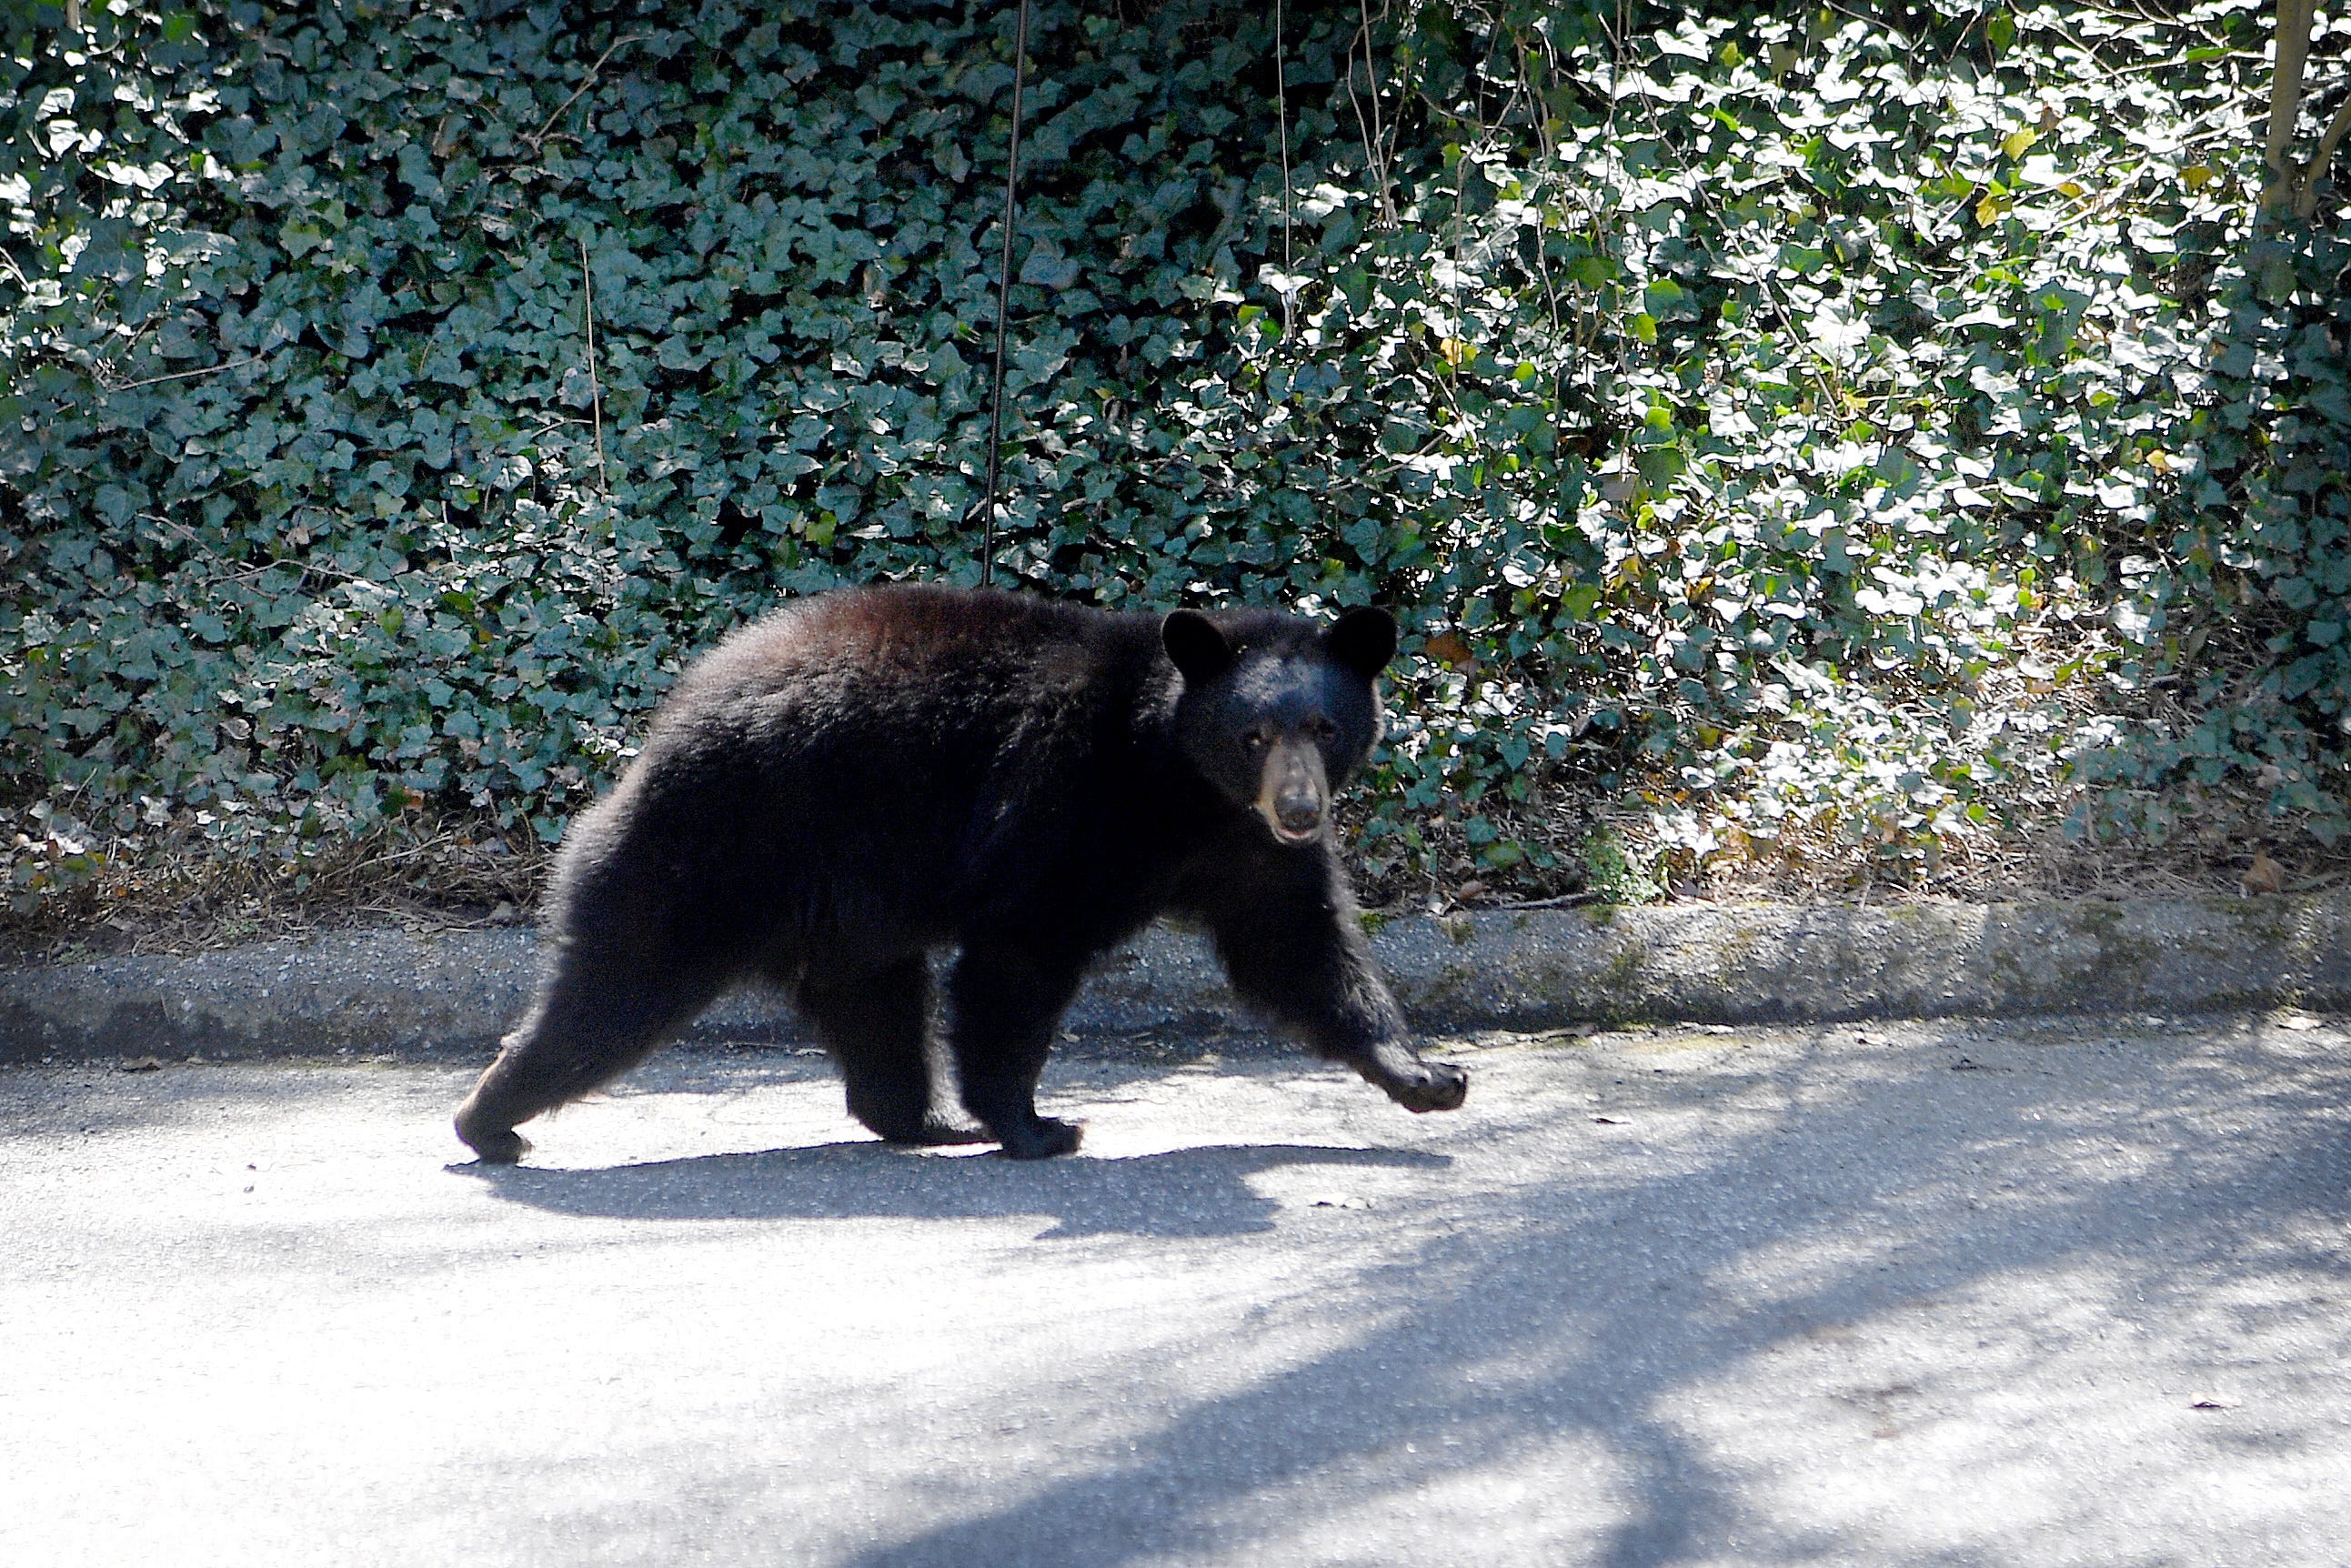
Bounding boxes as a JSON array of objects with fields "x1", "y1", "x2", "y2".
[{"x1": 1256, "y1": 738, "x2": 1329, "y2": 844}]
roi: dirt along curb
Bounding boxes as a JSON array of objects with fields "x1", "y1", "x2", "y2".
[{"x1": 4, "y1": 894, "x2": 2346, "y2": 1066}]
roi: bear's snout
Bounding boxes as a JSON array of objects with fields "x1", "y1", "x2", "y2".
[
  {"x1": 1274, "y1": 791, "x2": 1322, "y2": 835},
  {"x1": 1256, "y1": 738, "x2": 1330, "y2": 843}
]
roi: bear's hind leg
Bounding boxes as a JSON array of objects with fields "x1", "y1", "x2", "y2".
[
  {"x1": 798, "y1": 954, "x2": 989, "y2": 1146},
  {"x1": 454, "y1": 945, "x2": 728, "y2": 1162},
  {"x1": 945, "y1": 944, "x2": 1087, "y2": 1160}
]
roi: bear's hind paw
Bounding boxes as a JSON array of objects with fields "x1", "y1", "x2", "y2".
[
  {"x1": 880, "y1": 1115, "x2": 996, "y2": 1148},
  {"x1": 994, "y1": 1116, "x2": 1085, "y2": 1160}
]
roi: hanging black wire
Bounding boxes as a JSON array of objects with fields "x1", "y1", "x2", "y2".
[
  {"x1": 973, "y1": 0, "x2": 1031, "y2": 589},
  {"x1": 1275, "y1": 0, "x2": 1294, "y2": 339}
]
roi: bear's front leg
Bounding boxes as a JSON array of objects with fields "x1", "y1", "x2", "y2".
[
  {"x1": 1200, "y1": 847, "x2": 1468, "y2": 1114},
  {"x1": 945, "y1": 943, "x2": 1089, "y2": 1159}
]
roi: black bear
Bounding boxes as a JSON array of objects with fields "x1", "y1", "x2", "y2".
[{"x1": 453, "y1": 584, "x2": 1467, "y2": 1161}]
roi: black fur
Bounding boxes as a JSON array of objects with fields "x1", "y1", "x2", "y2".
[{"x1": 453, "y1": 585, "x2": 1467, "y2": 1162}]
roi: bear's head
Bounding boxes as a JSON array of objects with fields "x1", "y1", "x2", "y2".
[{"x1": 1162, "y1": 606, "x2": 1397, "y2": 845}]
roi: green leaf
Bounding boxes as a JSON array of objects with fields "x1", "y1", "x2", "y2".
[{"x1": 4, "y1": 0, "x2": 2342, "y2": 920}]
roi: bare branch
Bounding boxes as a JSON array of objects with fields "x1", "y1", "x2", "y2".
[{"x1": 523, "y1": 33, "x2": 648, "y2": 155}]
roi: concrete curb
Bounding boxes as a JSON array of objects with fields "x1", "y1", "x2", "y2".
[{"x1": 5, "y1": 894, "x2": 2346, "y2": 1065}]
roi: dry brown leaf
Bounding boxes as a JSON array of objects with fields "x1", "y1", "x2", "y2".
[
  {"x1": 1423, "y1": 632, "x2": 1478, "y2": 672},
  {"x1": 2240, "y1": 851, "x2": 2286, "y2": 896}
]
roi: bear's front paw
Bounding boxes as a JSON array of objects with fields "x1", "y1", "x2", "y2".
[
  {"x1": 1384, "y1": 1060, "x2": 1468, "y2": 1113},
  {"x1": 456, "y1": 1121, "x2": 533, "y2": 1164},
  {"x1": 995, "y1": 1116, "x2": 1086, "y2": 1160}
]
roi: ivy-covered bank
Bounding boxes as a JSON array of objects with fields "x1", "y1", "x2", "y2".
[{"x1": 3, "y1": 0, "x2": 2348, "y2": 933}]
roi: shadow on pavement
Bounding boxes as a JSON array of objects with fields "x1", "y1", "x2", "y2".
[
  {"x1": 457, "y1": 1140, "x2": 1453, "y2": 1240},
  {"x1": 809, "y1": 1030, "x2": 2351, "y2": 1567}
]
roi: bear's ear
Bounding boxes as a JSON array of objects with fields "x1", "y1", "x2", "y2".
[
  {"x1": 1324, "y1": 606, "x2": 1398, "y2": 678},
  {"x1": 1162, "y1": 609, "x2": 1233, "y2": 685}
]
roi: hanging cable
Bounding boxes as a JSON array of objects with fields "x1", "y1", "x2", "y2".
[
  {"x1": 974, "y1": 0, "x2": 1031, "y2": 589},
  {"x1": 1275, "y1": 0, "x2": 1295, "y2": 339}
]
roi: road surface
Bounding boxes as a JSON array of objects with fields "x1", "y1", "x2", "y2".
[{"x1": 3, "y1": 1015, "x2": 2347, "y2": 1565}]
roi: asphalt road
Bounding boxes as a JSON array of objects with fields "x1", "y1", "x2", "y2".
[{"x1": 3, "y1": 1015, "x2": 2347, "y2": 1567}]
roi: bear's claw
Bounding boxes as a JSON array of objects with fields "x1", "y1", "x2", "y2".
[
  {"x1": 457, "y1": 1121, "x2": 533, "y2": 1164},
  {"x1": 1383, "y1": 1060, "x2": 1469, "y2": 1113},
  {"x1": 883, "y1": 1115, "x2": 996, "y2": 1148}
]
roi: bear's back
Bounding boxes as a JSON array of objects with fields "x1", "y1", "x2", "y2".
[
  {"x1": 598, "y1": 587, "x2": 1186, "y2": 940},
  {"x1": 670, "y1": 585, "x2": 1160, "y2": 741}
]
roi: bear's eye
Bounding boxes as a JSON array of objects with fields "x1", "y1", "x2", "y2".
[
  {"x1": 1306, "y1": 717, "x2": 1339, "y2": 740},
  {"x1": 1243, "y1": 728, "x2": 1272, "y2": 749}
]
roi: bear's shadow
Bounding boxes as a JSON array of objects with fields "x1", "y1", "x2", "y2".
[{"x1": 458, "y1": 1141, "x2": 1451, "y2": 1239}]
